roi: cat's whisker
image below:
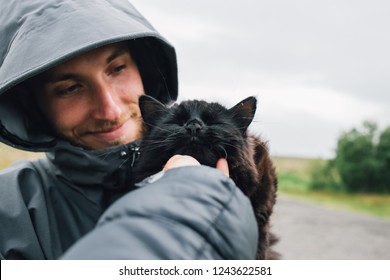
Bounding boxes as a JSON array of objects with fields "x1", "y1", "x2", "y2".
[
  {"x1": 142, "y1": 131, "x2": 183, "y2": 147},
  {"x1": 118, "y1": 157, "x2": 130, "y2": 168},
  {"x1": 141, "y1": 141, "x2": 172, "y2": 151},
  {"x1": 219, "y1": 146, "x2": 228, "y2": 159},
  {"x1": 156, "y1": 68, "x2": 171, "y2": 100},
  {"x1": 142, "y1": 121, "x2": 173, "y2": 133},
  {"x1": 96, "y1": 149, "x2": 117, "y2": 159},
  {"x1": 219, "y1": 142, "x2": 240, "y2": 151},
  {"x1": 141, "y1": 135, "x2": 183, "y2": 151}
]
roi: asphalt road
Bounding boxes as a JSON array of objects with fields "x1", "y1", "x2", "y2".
[{"x1": 271, "y1": 195, "x2": 390, "y2": 260}]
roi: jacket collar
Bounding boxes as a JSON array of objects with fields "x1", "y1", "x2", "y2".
[{"x1": 46, "y1": 140, "x2": 140, "y2": 191}]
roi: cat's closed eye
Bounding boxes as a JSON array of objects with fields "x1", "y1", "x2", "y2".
[
  {"x1": 173, "y1": 109, "x2": 190, "y2": 126},
  {"x1": 200, "y1": 111, "x2": 213, "y2": 125}
]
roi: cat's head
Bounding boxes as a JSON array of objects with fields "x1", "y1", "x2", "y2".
[{"x1": 138, "y1": 95, "x2": 257, "y2": 166}]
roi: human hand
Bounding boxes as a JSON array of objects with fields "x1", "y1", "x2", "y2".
[
  {"x1": 162, "y1": 155, "x2": 200, "y2": 171},
  {"x1": 162, "y1": 155, "x2": 229, "y2": 177},
  {"x1": 216, "y1": 158, "x2": 229, "y2": 177}
]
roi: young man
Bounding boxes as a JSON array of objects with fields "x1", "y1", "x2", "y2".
[{"x1": 0, "y1": 0, "x2": 257, "y2": 259}]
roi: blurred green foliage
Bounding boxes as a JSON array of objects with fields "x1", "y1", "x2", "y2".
[{"x1": 309, "y1": 121, "x2": 390, "y2": 193}]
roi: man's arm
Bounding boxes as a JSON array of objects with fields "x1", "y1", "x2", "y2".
[{"x1": 61, "y1": 158, "x2": 258, "y2": 259}]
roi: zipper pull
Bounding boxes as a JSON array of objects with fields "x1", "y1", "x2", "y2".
[{"x1": 130, "y1": 146, "x2": 140, "y2": 167}]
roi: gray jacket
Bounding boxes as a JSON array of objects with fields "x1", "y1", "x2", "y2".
[{"x1": 0, "y1": 0, "x2": 258, "y2": 259}]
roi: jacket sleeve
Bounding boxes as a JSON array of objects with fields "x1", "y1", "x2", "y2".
[
  {"x1": 0, "y1": 160, "x2": 53, "y2": 259},
  {"x1": 61, "y1": 166, "x2": 258, "y2": 259}
]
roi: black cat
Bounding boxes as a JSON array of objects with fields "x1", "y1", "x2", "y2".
[{"x1": 134, "y1": 95, "x2": 279, "y2": 260}]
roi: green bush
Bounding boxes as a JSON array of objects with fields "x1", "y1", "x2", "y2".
[
  {"x1": 309, "y1": 121, "x2": 390, "y2": 194},
  {"x1": 309, "y1": 159, "x2": 343, "y2": 192},
  {"x1": 334, "y1": 121, "x2": 380, "y2": 192},
  {"x1": 377, "y1": 127, "x2": 390, "y2": 192}
]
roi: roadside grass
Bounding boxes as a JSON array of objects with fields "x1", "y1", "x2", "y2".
[
  {"x1": 0, "y1": 143, "x2": 43, "y2": 170},
  {"x1": 273, "y1": 156, "x2": 390, "y2": 219}
]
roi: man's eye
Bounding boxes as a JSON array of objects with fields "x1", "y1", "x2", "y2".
[
  {"x1": 58, "y1": 84, "x2": 81, "y2": 95},
  {"x1": 113, "y1": 64, "x2": 126, "y2": 73}
]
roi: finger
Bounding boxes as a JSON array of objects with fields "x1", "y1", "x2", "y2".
[
  {"x1": 216, "y1": 158, "x2": 229, "y2": 177},
  {"x1": 163, "y1": 155, "x2": 200, "y2": 171}
]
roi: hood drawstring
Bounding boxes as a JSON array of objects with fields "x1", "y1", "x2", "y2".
[
  {"x1": 120, "y1": 146, "x2": 140, "y2": 167},
  {"x1": 130, "y1": 146, "x2": 141, "y2": 167},
  {"x1": 119, "y1": 144, "x2": 141, "y2": 169}
]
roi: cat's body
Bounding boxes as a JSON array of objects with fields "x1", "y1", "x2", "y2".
[{"x1": 134, "y1": 95, "x2": 279, "y2": 259}]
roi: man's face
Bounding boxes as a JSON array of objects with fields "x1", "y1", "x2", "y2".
[{"x1": 36, "y1": 43, "x2": 144, "y2": 150}]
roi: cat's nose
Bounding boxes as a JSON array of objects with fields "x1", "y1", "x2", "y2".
[{"x1": 185, "y1": 119, "x2": 203, "y2": 135}]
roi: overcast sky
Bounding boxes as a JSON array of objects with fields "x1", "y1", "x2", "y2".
[{"x1": 131, "y1": 0, "x2": 390, "y2": 158}]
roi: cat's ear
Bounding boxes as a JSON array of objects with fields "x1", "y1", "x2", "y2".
[
  {"x1": 228, "y1": 96, "x2": 257, "y2": 133},
  {"x1": 138, "y1": 95, "x2": 168, "y2": 126}
]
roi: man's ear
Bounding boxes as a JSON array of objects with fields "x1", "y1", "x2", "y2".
[
  {"x1": 228, "y1": 96, "x2": 257, "y2": 133},
  {"x1": 138, "y1": 95, "x2": 167, "y2": 126}
]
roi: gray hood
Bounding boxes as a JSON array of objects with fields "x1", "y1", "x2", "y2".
[{"x1": 0, "y1": 0, "x2": 178, "y2": 151}]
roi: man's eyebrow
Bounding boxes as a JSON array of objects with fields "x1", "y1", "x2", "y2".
[
  {"x1": 44, "y1": 73, "x2": 78, "y2": 84},
  {"x1": 106, "y1": 47, "x2": 129, "y2": 63}
]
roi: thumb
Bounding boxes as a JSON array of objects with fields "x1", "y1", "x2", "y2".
[{"x1": 216, "y1": 158, "x2": 229, "y2": 177}]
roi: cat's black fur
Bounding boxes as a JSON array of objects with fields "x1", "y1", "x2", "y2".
[{"x1": 134, "y1": 95, "x2": 279, "y2": 260}]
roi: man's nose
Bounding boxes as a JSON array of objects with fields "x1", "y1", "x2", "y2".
[{"x1": 91, "y1": 82, "x2": 122, "y2": 120}]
